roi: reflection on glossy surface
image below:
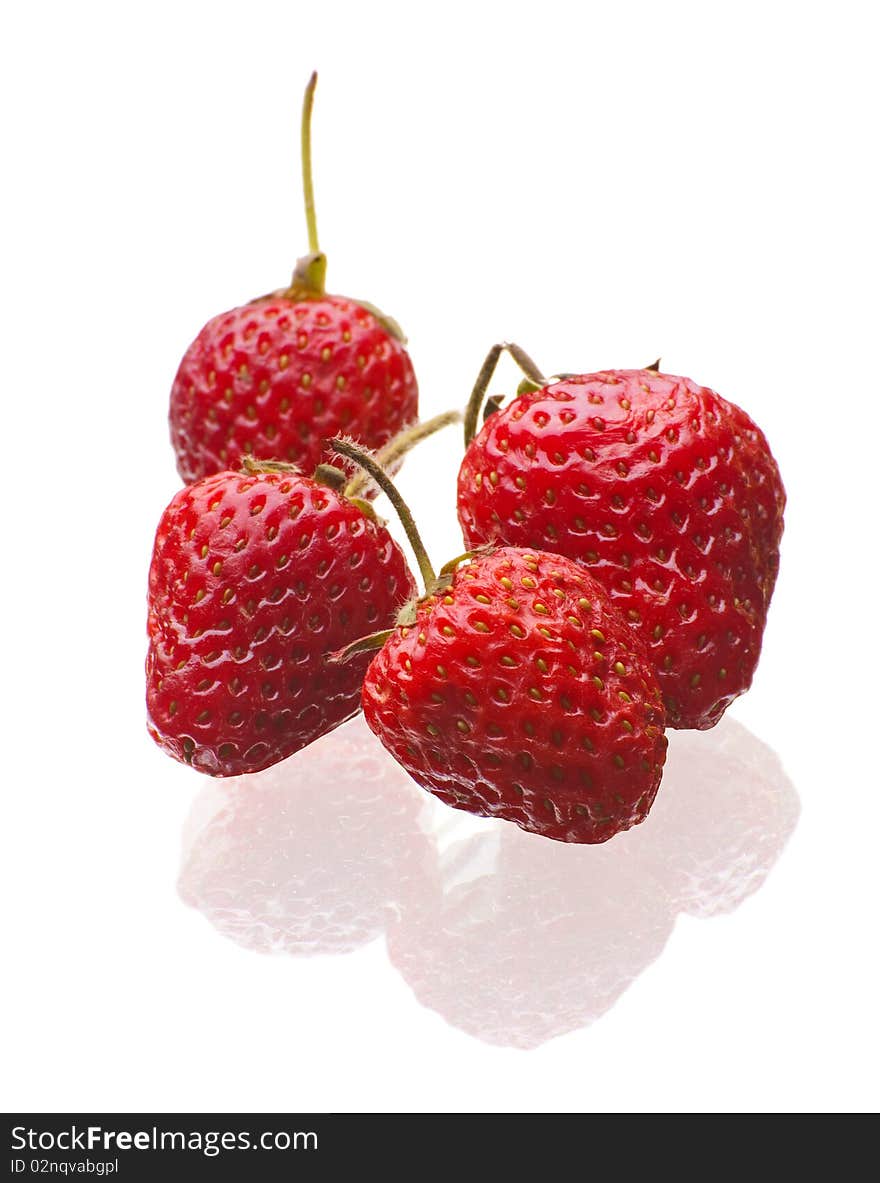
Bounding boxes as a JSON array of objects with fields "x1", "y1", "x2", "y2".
[
  {"x1": 387, "y1": 830, "x2": 675, "y2": 1048},
  {"x1": 179, "y1": 714, "x2": 799, "y2": 1047},
  {"x1": 178, "y1": 716, "x2": 433, "y2": 955},
  {"x1": 620, "y1": 719, "x2": 801, "y2": 918},
  {"x1": 388, "y1": 718, "x2": 800, "y2": 1047}
]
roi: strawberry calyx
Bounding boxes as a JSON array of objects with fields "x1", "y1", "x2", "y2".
[
  {"x1": 313, "y1": 461, "x2": 384, "y2": 519},
  {"x1": 312, "y1": 462, "x2": 347, "y2": 491},
  {"x1": 438, "y1": 544, "x2": 494, "y2": 578},
  {"x1": 240, "y1": 456, "x2": 300, "y2": 477},
  {"x1": 239, "y1": 455, "x2": 381, "y2": 522},
  {"x1": 327, "y1": 546, "x2": 495, "y2": 665},
  {"x1": 350, "y1": 298, "x2": 407, "y2": 344},
  {"x1": 285, "y1": 251, "x2": 328, "y2": 299},
  {"x1": 516, "y1": 370, "x2": 580, "y2": 397}
]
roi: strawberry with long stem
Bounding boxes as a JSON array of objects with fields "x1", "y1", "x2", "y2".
[{"x1": 169, "y1": 73, "x2": 419, "y2": 486}]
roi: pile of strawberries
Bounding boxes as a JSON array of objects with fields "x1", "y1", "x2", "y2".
[{"x1": 146, "y1": 76, "x2": 785, "y2": 845}]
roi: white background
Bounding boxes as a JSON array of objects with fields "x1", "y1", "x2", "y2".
[{"x1": 2, "y1": 0, "x2": 878, "y2": 1112}]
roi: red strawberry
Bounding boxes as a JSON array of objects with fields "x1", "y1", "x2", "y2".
[
  {"x1": 170, "y1": 293, "x2": 418, "y2": 486},
  {"x1": 169, "y1": 73, "x2": 418, "y2": 485},
  {"x1": 147, "y1": 464, "x2": 416, "y2": 776},
  {"x1": 458, "y1": 367, "x2": 785, "y2": 729},
  {"x1": 360, "y1": 547, "x2": 668, "y2": 844}
]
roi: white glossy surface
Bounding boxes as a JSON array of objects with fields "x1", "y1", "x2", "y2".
[{"x1": 3, "y1": 0, "x2": 878, "y2": 1112}]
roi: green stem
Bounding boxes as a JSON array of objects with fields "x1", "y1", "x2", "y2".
[
  {"x1": 301, "y1": 71, "x2": 320, "y2": 254},
  {"x1": 284, "y1": 73, "x2": 326, "y2": 297},
  {"x1": 330, "y1": 438, "x2": 437, "y2": 592},
  {"x1": 462, "y1": 342, "x2": 546, "y2": 447},
  {"x1": 462, "y1": 343, "x2": 503, "y2": 448},
  {"x1": 343, "y1": 410, "x2": 462, "y2": 500},
  {"x1": 507, "y1": 343, "x2": 545, "y2": 385}
]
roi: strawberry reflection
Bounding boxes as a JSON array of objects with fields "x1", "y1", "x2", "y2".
[
  {"x1": 387, "y1": 829, "x2": 675, "y2": 1049},
  {"x1": 178, "y1": 714, "x2": 798, "y2": 1048},
  {"x1": 618, "y1": 718, "x2": 801, "y2": 918},
  {"x1": 386, "y1": 717, "x2": 799, "y2": 1048},
  {"x1": 178, "y1": 715, "x2": 433, "y2": 955}
]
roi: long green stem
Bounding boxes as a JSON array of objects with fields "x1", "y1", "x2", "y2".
[
  {"x1": 507, "y1": 343, "x2": 545, "y2": 385},
  {"x1": 462, "y1": 344, "x2": 503, "y2": 448},
  {"x1": 462, "y1": 342, "x2": 546, "y2": 447},
  {"x1": 331, "y1": 438, "x2": 437, "y2": 592},
  {"x1": 343, "y1": 410, "x2": 461, "y2": 500},
  {"x1": 301, "y1": 71, "x2": 320, "y2": 254}
]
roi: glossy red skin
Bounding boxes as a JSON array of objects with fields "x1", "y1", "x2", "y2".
[
  {"x1": 362, "y1": 548, "x2": 667, "y2": 844},
  {"x1": 147, "y1": 469, "x2": 416, "y2": 776},
  {"x1": 169, "y1": 294, "x2": 419, "y2": 485},
  {"x1": 457, "y1": 371, "x2": 785, "y2": 729}
]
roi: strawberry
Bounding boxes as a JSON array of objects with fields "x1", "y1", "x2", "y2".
[
  {"x1": 457, "y1": 365, "x2": 785, "y2": 729},
  {"x1": 359, "y1": 547, "x2": 668, "y2": 844},
  {"x1": 146, "y1": 463, "x2": 416, "y2": 776},
  {"x1": 170, "y1": 296, "x2": 418, "y2": 485},
  {"x1": 169, "y1": 73, "x2": 418, "y2": 485}
]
